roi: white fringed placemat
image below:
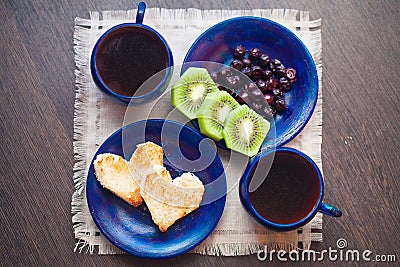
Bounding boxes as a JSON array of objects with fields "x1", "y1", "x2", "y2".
[{"x1": 72, "y1": 7, "x2": 323, "y2": 255}]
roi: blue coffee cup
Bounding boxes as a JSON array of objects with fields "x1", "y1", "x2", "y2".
[
  {"x1": 239, "y1": 147, "x2": 342, "y2": 231},
  {"x1": 91, "y1": 2, "x2": 173, "y2": 105}
]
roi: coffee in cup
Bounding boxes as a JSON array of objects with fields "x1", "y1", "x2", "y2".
[
  {"x1": 239, "y1": 147, "x2": 341, "y2": 231},
  {"x1": 91, "y1": 2, "x2": 173, "y2": 105}
]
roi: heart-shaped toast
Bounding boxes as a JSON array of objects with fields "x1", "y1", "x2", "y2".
[
  {"x1": 93, "y1": 153, "x2": 142, "y2": 207},
  {"x1": 94, "y1": 141, "x2": 205, "y2": 232},
  {"x1": 129, "y1": 142, "x2": 164, "y2": 184},
  {"x1": 93, "y1": 142, "x2": 164, "y2": 207},
  {"x1": 141, "y1": 167, "x2": 205, "y2": 232}
]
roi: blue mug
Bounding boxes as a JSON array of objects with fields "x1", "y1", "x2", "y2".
[
  {"x1": 91, "y1": 2, "x2": 174, "y2": 105},
  {"x1": 239, "y1": 147, "x2": 342, "y2": 231}
]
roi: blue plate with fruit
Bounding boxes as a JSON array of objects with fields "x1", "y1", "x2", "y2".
[{"x1": 178, "y1": 16, "x2": 318, "y2": 155}]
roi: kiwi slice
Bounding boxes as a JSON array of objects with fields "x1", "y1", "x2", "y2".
[
  {"x1": 171, "y1": 67, "x2": 219, "y2": 120},
  {"x1": 223, "y1": 105, "x2": 270, "y2": 157},
  {"x1": 197, "y1": 91, "x2": 239, "y2": 141}
]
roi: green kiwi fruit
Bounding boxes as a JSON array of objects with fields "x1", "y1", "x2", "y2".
[
  {"x1": 197, "y1": 91, "x2": 239, "y2": 141},
  {"x1": 222, "y1": 105, "x2": 270, "y2": 157},
  {"x1": 171, "y1": 67, "x2": 218, "y2": 120}
]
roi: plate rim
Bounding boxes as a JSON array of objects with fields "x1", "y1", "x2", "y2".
[{"x1": 86, "y1": 119, "x2": 227, "y2": 258}]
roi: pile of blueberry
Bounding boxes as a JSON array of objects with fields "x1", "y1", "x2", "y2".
[{"x1": 211, "y1": 45, "x2": 297, "y2": 120}]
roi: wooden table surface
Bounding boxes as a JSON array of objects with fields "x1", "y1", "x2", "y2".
[{"x1": 1, "y1": 0, "x2": 399, "y2": 266}]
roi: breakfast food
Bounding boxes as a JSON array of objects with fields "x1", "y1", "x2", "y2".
[
  {"x1": 171, "y1": 67, "x2": 218, "y2": 119},
  {"x1": 233, "y1": 45, "x2": 246, "y2": 59},
  {"x1": 210, "y1": 67, "x2": 273, "y2": 121},
  {"x1": 223, "y1": 104, "x2": 270, "y2": 157},
  {"x1": 93, "y1": 153, "x2": 142, "y2": 207},
  {"x1": 197, "y1": 91, "x2": 239, "y2": 141},
  {"x1": 94, "y1": 141, "x2": 205, "y2": 232},
  {"x1": 141, "y1": 170, "x2": 204, "y2": 232},
  {"x1": 233, "y1": 46, "x2": 296, "y2": 115},
  {"x1": 171, "y1": 67, "x2": 270, "y2": 156},
  {"x1": 129, "y1": 141, "x2": 164, "y2": 183},
  {"x1": 211, "y1": 45, "x2": 297, "y2": 118}
]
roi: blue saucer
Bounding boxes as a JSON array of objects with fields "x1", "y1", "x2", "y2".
[{"x1": 86, "y1": 119, "x2": 226, "y2": 258}]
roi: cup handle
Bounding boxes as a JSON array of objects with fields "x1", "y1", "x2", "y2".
[
  {"x1": 136, "y1": 2, "x2": 146, "y2": 24},
  {"x1": 318, "y1": 203, "x2": 342, "y2": 217}
]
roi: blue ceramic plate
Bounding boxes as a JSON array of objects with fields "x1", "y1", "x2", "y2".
[
  {"x1": 183, "y1": 17, "x2": 318, "y2": 150},
  {"x1": 86, "y1": 119, "x2": 226, "y2": 258}
]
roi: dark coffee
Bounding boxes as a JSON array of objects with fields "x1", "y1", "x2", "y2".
[
  {"x1": 248, "y1": 151, "x2": 320, "y2": 224},
  {"x1": 96, "y1": 26, "x2": 169, "y2": 97}
]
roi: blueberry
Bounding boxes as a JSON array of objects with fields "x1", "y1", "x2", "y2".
[
  {"x1": 233, "y1": 74, "x2": 242, "y2": 84},
  {"x1": 225, "y1": 75, "x2": 239, "y2": 86},
  {"x1": 230, "y1": 59, "x2": 244, "y2": 70},
  {"x1": 271, "y1": 59, "x2": 282, "y2": 66},
  {"x1": 268, "y1": 62, "x2": 277, "y2": 72},
  {"x1": 266, "y1": 77, "x2": 277, "y2": 90},
  {"x1": 262, "y1": 69, "x2": 273, "y2": 79},
  {"x1": 251, "y1": 102, "x2": 263, "y2": 112},
  {"x1": 272, "y1": 88, "x2": 283, "y2": 98},
  {"x1": 251, "y1": 65, "x2": 263, "y2": 80},
  {"x1": 279, "y1": 77, "x2": 290, "y2": 91},
  {"x1": 245, "y1": 82, "x2": 259, "y2": 93},
  {"x1": 275, "y1": 98, "x2": 287, "y2": 112},
  {"x1": 220, "y1": 67, "x2": 232, "y2": 78},
  {"x1": 249, "y1": 48, "x2": 262, "y2": 60},
  {"x1": 259, "y1": 54, "x2": 270, "y2": 67},
  {"x1": 256, "y1": 79, "x2": 268, "y2": 93},
  {"x1": 275, "y1": 65, "x2": 286, "y2": 78},
  {"x1": 270, "y1": 107, "x2": 277, "y2": 116},
  {"x1": 250, "y1": 88, "x2": 263, "y2": 98},
  {"x1": 241, "y1": 67, "x2": 253, "y2": 77},
  {"x1": 264, "y1": 93, "x2": 274, "y2": 105},
  {"x1": 285, "y1": 67, "x2": 297, "y2": 83},
  {"x1": 233, "y1": 45, "x2": 246, "y2": 59},
  {"x1": 242, "y1": 58, "x2": 252, "y2": 67}
]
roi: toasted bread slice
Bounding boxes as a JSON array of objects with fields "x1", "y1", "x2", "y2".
[
  {"x1": 129, "y1": 142, "x2": 164, "y2": 184},
  {"x1": 141, "y1": 169, "x2": 204, "y2": 232},
  {"x1": 93, "y1": 153, "x2": 142, "y2": 207}
]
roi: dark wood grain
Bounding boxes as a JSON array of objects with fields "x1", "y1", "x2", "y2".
[{"x1": 0, "y1": 0, "x2": 399, "y2": 266}]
